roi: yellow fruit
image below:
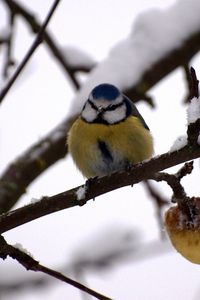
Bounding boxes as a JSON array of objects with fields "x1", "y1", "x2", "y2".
[{"x1": 165, "y1": 198, "x2": 200, "y2": 264}]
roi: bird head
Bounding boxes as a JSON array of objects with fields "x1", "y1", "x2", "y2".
[{"x1": 81, "y1": 83, "x2": 128, "y2": 124}]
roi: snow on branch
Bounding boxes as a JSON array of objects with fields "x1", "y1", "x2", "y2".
[
  {"x1": 70, "y1": 0, "x2": 200, "y2": 114},
  {"x1": 187, "y1": 97, "x2": 200, "y2": 124},
  {"x1": 62, "y1": 46, "x2": 96, "y2": 71},
  {"x1": 171, "y1": 67, "x2": 200, "y2": 151}
]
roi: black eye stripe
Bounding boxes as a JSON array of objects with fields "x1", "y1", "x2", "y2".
[
  {"x1": 106, "y1": 102, "x2": 124, "y2": 111},
  {"x1": 88, "y1": 100, "x2": 124, "y2": 112},
  {"x1": 88, "y1": 100, "x2": 98, "y2": 111}
]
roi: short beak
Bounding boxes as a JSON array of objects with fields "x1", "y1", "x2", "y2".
[{"x1": 97, "y1": 106, "x2": 104, "y2": 113}]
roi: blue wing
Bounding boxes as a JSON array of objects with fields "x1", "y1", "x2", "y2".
[{"x1": 123, "y1": 95, "x2": 150, "y2": 130}]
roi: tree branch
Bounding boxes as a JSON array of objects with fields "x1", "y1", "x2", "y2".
[
  {"x1": 0, "y1": 116, "x2": 76, "y2": 213},
  {"x1": 125, "y1": 31, "x2": 200, "y2": 102},
  {"x1": 1, "y1": 139, "x2": 200, "y2": 234},
  {"x1": 0, "y1": 235, "x2": 111, "y2": 300}
]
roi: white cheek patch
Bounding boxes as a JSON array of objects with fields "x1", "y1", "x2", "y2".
[
  {"x1": 103, "y1": 104, "x2": 126, "y2": 124},
  {"x1": 81, "y1": 102, "x2": 97, "y2": 122}
]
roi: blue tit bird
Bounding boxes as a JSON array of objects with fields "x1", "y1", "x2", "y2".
[{"x1": 68, "y1": 83, "x2": 153, "y2": 178}]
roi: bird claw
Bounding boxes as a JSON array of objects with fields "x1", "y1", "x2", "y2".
[{"x1": 125, "y1": 162, "x2": 133, "y2": 173}]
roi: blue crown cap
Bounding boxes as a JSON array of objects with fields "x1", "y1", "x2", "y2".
[{"x1": 91, "y1": 83, "x2": 120, "y2": 101}]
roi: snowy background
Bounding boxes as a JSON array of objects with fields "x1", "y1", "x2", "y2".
[{"x1": 1, "y1": 0, "x2": 200, "y2": 299}]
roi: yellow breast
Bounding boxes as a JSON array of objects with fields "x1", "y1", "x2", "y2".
[{"x1": 67, "y1": 116, "x2": 153, "y2": 178}]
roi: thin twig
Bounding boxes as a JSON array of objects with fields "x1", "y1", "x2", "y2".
[
  {"x1": 3, "y1": 9, "x2": 16, "y2": 78},
  {"x1": 182, "y1": 64, "x2": 199, "y2": 103},
  {"x1": 149, "y1": 161, "x2": 195, "y2": 222},
  {"x1": 0, "y1": 235, "x2": 112, "y2": 300},
  {"x1": 175, "y1": 161, "x2": 194, "y2": 180},
  {"x1": 190, "y1": 66, "x2": 199, "y2": 98},
  {"x1": 150, "y1": 172, "x2": 188, "y2": 203},
  {"x1": 2, "y1": 0, "x2": 83, "y2": 89},
  {"x1": 0, "y1": 0, "x2": 61, "y2": 103}
]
